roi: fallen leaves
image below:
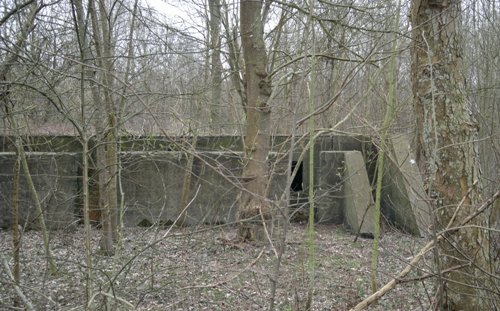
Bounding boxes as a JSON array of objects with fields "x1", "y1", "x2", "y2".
[{"x1": 0, "y1": 224, "x2": 430, "y2": 310}]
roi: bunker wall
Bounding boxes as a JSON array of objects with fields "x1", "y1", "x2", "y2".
[
  {"x1": 0, "y1": 152, "x2": 81, "y2": 229},
  {"x1": 119, "y1": 151, "x2": 288, "y2": 226}
]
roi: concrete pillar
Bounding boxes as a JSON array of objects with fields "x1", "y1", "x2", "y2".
[{"x1": 318, "y1": 151, "x2": 374, "y2": 236}]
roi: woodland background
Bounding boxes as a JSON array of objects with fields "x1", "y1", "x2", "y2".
[{"x1": 0, "y1": 0, "x2": 498, "y2": 310}]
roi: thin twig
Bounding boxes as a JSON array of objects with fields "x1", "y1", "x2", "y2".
[
  {"x1": 397, "y1": 264, "x2": 470, "y2": 283},
  {"x1": 1, "y1": 253, "x2": 35, "y2": 311},
  {"x1": 181, "y1": 248, "x2": 265, "y2": 290},
  {"x1": 348, "y1": 189, "x2": 499, "y2": 311},
  {"x1": 88, "y1": 291, "x2": 135, "y2": 309}
]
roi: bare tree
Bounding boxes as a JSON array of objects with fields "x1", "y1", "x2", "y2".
[
  {"x1": 88, "y1": 0, "x2": 119, "y2": 255},
  {"x1": 221, "y1": 0, "x2": 246, "y2": 114},
  {"x1": 411, "y1": 0, "x2": 494, "y2": 309},
  {"x1": 208, "y1": 0, "x2": 223, "y2": 131},
  {"x1": 237, "y1": 0, "x2": 273, "y2": 240},
  {"x1": 0, "y1": 0, "x2": 58, "y2": 275}
]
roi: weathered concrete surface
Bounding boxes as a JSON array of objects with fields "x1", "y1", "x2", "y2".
[
  {"x1": 342, "y1": 151, "x2": 375, "y2": 236},
  {"x1": 1, "y1": 136, "x2": 82, "y2": 152},
  {"x1": 383, "y1": 135, "x2": 431, "y2": 236},
  {"x1": 302, "y1": 135, "x2": 374, "y2": 190},
  {"x1": 317, "y1": 152, "x2": 345, "y2": 223},
  {"x1": 0, "y1": 152, "x2": 80, "y2": 229},
  {"x1": 0, "y1": 135, "x2": 430, "y2": 236},
  {"x1": 318, "y1": 151, "x2": 374, "y2": 236},
  {"x1": 120, "y1": 151, "x2": 234, "y2": 226},
  {"x1": 119, "y1": 151, "x2": 287, "y2": 227}
]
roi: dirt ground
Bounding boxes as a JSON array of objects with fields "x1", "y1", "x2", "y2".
[{"x1": 0, "y1": 223, "x2": 434, "y2": 310}]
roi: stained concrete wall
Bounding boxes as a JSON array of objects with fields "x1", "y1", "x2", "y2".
[
  {"x1": 302, "y1": 135, "x2": 375, "y2": 192},
  {"x1": 317, "y1": 151, "x2": 374, "y2": 236},
  {"x1": 317, "y1": 152, "x2": 345, "y2": 224},
  {"x1": 120, "y1": 151, "x2": 288, "y2": 226},
  {"x1": 0, "y1": 152, "x2": 80, "y2": 229},
  {"x1": 0, "y1": 136, "x2": 82, "y2": 152},
  {"x1": 0, "y1": 150, "x2": 288, "y2": 229},
  {"x1": 0, "y1": 135, "x2": 427, "y2": 236}
]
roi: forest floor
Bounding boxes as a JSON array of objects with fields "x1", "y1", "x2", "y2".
[{"x1": 0, "y1": 223, "x2": 434, "y2": 311}]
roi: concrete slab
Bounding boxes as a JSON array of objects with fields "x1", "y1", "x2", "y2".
[
  {"x1": 383, "y1": 135, "x2": 431, "y2": 236},
  {"x1": 318, "y1": 151, "x2": 374, "y2": 236},
  {"x1": 0, "y1": 135, "x2": 430, "y2": 237},
  {"x1": 0, "y1": 152, "x2": 80, "y2": 229},
  {"x1": 120, "y1": 151, "x2": 237, "y2": 226},
  {"x1": 119, "y1": 151, "x2": 287, "y2": 227},
  {"x1": 317, "y1": 152, "x2": 345, "y2": 223},
  {"x1": 342, "y1": 151, "x2": 375, "y2": 236}
]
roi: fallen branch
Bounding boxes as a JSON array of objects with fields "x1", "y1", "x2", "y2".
[
  {"x1": 349, "y1": 189, "x2": 499, "y2": 311},
  {"x1": 1, "y1": 253, "x2": 35, "y2": 311}
]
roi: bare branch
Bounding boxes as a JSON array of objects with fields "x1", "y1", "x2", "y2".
[{"x1": 349, "y1": 190, "x2": 499, "y2": 311}]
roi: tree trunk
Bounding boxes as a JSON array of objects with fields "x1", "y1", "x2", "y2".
[
  {"x1": 0, "y1": 0, "x2": 57, "y2": 275},
  {"x1": 371, "y1": 1, "x2": 401, "y2": 293},
  {"x1": 16, "y1": 137, "x2": 58, "y2": 274},
  {"x1": 11, "y1": 154, "x2": 20, "y2": 307},
  {"x1": 411, "y1": 0, "x2": 492, "y2": 309},
  {"x1": 221, "y1": 0, "x2": 246, "y2": 112},
  {"x1": 237, "y1": 0, "x2": 272, "y2": 241},
  {"x1": 72, "y1": 0, "x2": 96, "y2": 298},
  {"x1": 178, "y1": 135, "x2": 198, "y2": 226},
  {"x1": 89, "y1": 0, "x2": 118, "y2": 255},
  {"x1": 208, "y1": 0, "x2": 222, "y2": 132}
]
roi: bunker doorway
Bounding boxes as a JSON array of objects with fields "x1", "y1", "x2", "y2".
[{"x1": 291, "y1": 161, "x2": 303, "y2": 192}]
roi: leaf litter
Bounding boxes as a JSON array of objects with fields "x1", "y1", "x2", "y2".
[{"x1": 0, "y1": 223, "x2": 433, "y2": 310}]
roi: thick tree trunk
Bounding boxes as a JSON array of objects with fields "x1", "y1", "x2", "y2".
[
  {"x1": 411, "y1": 0, "x2": 492, "y2": 309},
  {"x1": 238, "y1": 0, "x2": 272, "y2": 241}
]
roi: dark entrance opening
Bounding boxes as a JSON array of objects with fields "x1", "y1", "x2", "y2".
[{"x1": 291, "y1": 161, "x2": 303, "y2": 192}]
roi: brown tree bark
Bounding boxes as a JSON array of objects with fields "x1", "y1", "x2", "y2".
[
  {"x1": 89, "y1": 0, "x2": 118, "y2": 255},
  {"x1": 237, "y1": 0, "x2": 272, "y2": 240},
  {"x1": 208, "y1": 0, "x2": 222, "y2": 131},
  {"x1": 411, "y1": 0, "x2": 493, "y2": 309}
]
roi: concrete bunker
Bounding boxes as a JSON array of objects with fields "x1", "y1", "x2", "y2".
[
  {"x1": 0, "y1": 135, "x2": 429, "y2": 236},
  {"x1": 0, "y1": 152, "x2": 81, "y2": 230}
]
